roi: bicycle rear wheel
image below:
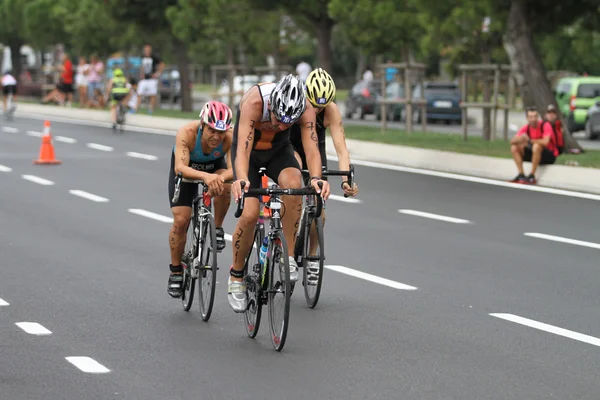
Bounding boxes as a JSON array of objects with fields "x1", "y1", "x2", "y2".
[
  {"x1": 268, "y1": 233, "x2": 291, "y2": 351},
  {"x1": 181, "y1": 213, "x2": 197, "y2": 312},
  {"x1": 303, "y1": 216, "x2": 325, "y2": 309},
  {"x1": 244, "y1": 226, "x2": 264, "y2": 338},
  {"x1": 198, "y1": 213, "x2": 218, "y2": 321}
]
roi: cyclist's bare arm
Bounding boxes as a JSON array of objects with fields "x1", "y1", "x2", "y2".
[
  {"x1": 234, "y1": 87, "x2": 261, "y2": 182},
  {"x1": 298, "y1": 103, "x2": 321, "y2": 179},
  {"x1": 174, "y1": 122, "x2": 212, "y2": 181},
  {"x1": 325, "y1": 103, "x2": 352, "y2": 183},
  {"x1": 219, "y1": 128, "x2": 235, "y2": 182}
]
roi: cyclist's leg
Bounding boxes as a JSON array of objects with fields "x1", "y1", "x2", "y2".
[
  {"x1": 213, "y1": 158, "x2": 232, "y2": 251},
  {"x1": 267, "y1": 144, "x2": 303, "y2": 281},
  {"x1": 2, "y1": 86, "x2": 7, "y2": 113},
  {"x1": 167, "y1": 153, "x2": 196, "y2": 297},
  {"x1": 110, "y1": 96, "x2": 118, "y2": 123}
]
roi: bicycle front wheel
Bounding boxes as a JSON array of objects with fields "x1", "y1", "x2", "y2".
[
  {"x1": 244, "y1": 226, "x2": 264, "y2": 338},
  {"x1": 268, "y1": 233, "x2": 291, "y2": 351},
  {"x1": 303, "y1": 216, "x2": 325, "y2": 309},
  {"x1": 181, "y1": 214, "x2": 197, "y2": 312},
  {"x1": 198, "y1": 213, "x2": 218, "y2": 322}
]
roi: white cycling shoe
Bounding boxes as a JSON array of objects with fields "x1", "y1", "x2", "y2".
[
  {"x1": 288, "y1": 256, "x2": 299, "y2": 283},
  {"x1": 228, "y1": 277, "x2": 247, "y2": 313}
]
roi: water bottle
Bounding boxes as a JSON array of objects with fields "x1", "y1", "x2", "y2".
[{"x1": 259, "y1": 237, "x2": 269, "y2": 265}]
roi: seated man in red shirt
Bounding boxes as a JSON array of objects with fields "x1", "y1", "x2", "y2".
[{"x1": 509, "y1": 106, "x2": 558, "y2": 184}]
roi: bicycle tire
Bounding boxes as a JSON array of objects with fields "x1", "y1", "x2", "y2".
[
  {"x1": 244, "y1": 226, "x2": 264, "y2": 338},
  {"x1": 290, "y1": 202, "x2": 308, "y2": 297},
  {"x1": 268, "y1": 233, "x2": 291, "y2": 351},
  {"x1": 181, "y1": 210, "x2": 198, "y2": 311},
  {"x1": 198, "y1": 213, "x2": 218, "y2": 322},
  {"x1": 303, "y1": 216, "x2": 325, "y2": 309}
]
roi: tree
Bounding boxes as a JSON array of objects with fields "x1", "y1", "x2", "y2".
[
  {"x1": 0, "y1": 0, "x2": 29, "y2": 78},
  {"x1": 329, "y1": 0, "x2": 424, "y2": 62},
  {"x1": 249, "y1": 0, "x2": 336, "y2": 72},
  {"x1": 501, "y1": 0, "x2": 599, "y2": 151},
  {"x1": 106, "y1": 0, "x2": 193, "y2": 112}
]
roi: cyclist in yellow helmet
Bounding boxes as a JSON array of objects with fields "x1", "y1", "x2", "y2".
[
  {"x1": 106, "y1": 68, "x2": 133, "y2": 129},
  {"x1": 289, "y1": 67, "x2": 358, "y2": 284}
]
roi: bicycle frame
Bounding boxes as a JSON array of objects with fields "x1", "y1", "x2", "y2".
[{"x1": 172, "y1": 172, "x2": 213, "y2": 277}]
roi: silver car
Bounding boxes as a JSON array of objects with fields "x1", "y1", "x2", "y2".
[{"x1": 585, "y1": 100, "x2": 600, "y2": 140}]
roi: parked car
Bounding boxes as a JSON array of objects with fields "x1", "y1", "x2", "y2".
[
  {"x1": 554, "y1": 76, "x2": 600, "y2": 133},
  {"x1": 410, "y1": 82, "x2": 462, "y2": 124},
  {"x1": 374, "y1": 81, "x2": 405, "y2": 121},
  {"x1": 585, "y1": 100, "x2": 600, "y2": 140},
  {"x1": 344, "y1": 80, "x2": 382, "y2": 119},
  {"x1": 159, "y1": 68, "x2": 182, "y2": 103}
]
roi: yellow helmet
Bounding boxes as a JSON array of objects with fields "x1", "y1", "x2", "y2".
[
  {"x1": 113, "y1": 68, "x2": 124, "y2": 77},
  {"x1": 305, "y1": 68, "x2": 336, "y2": 107}
]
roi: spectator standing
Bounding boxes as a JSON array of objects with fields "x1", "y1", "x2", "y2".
[
  {"x1": 86, "y1": 55, "x2": 105, "y2": 99},
  {"x1": 509, "y1": 106, "x2": 559, "y2": 184},
  {"x1": 75, "y1": 56, "x2": 89, "y2": 105},
  {"x1": 137, "y1": 43, "x2": 164, "y2": 115},
  {"x1": 296, "y1": 60, "x2": 311, "y2": 82},
  {"x1": 41, "y1": 53, "x2": 74, "y2": 106},
  {"x1": 362, "y1": 66, "x2": 373, "y2": 83}
]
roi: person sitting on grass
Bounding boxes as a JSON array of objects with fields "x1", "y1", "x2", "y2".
[{"x1": 509, "y1": 106, "x2": 559, "y2": 184}]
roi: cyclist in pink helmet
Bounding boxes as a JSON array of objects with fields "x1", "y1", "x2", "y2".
[{"x1": 166, "y1": 100, "x2": 234, "y2": 298}]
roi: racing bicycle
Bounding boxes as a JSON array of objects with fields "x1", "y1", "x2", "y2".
[
  {"x1": 234, "y1": 179, "x2": 323, "y2": 352},
  {"x1": 292, "y1": 164, "x2": 355, "y2": 309},
  {"x1": 171, "y1": 172, "x2": 218, "y2": 321}
]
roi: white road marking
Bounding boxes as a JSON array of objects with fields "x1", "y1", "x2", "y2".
[
  {"x1": 2, "y1": 126, "x2": 18, "y2": 133},
  {"x1": 490, "y1": 313, "x2": 600, "y2": 348},
  {"x1": 326, "y1": 155, "x2": 600, "y2": 202},
  {"x1": 0, "y1": 165, "x2": 12, "y2": 172},
  {"x1": 128, "y1": 209, "x2": 173, "y2": 223},
  {"x1": 87, "y1": 143, "x2": 114, "y2": 152},
  {"x1": 15, "y1": 322, "x2": 52, "y2": 335},
  {"x1": 325, "y1": 265, "x2": 417, "y2": 290},
  {"x1": 22, "y1": 175, "x2": 54, "y2": 186},
  {"x1": 27, "y1": 130, "x2": 43, "y2": 137},
  {"x1": 65, "y1": 357, "x2": 110, "y2": 373},
  {"x1": 398, "y1": 209, "x2": 470, "y2": 224},
  {"x1": 524, "y1": 232, "x2": 600, "y2": 250},
  {"x1": 329, "y1": 194, "x2": 362, "y2": 204},
  {"x1": 126, "y1": 152, "x2": 158, "y2": 161},
  {"x1": 0, "y1": 298, "x2": 9, "y2": 306},
  {"x1": 55, "y1": 136, "x2": 77, "y2": 144},
  {"x1": 69, "y1": 190, "x2": 109, "y2": 203}
]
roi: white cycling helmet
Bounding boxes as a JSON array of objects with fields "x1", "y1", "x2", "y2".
[{"x1": 269, "y1": 74, "x2": 306, "y2": 124}]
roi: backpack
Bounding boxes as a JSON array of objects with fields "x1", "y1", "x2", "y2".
[{"x1": 527, "y1": 120, "x2": 565, "y2": 155}]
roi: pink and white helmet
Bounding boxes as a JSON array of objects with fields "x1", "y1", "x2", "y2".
[{"x1": 199, "y1": 100, "x2": 233, "y2": 131}]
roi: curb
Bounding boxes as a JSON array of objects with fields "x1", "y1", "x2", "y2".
[{"x1": 13, "y1": 103, "x2": 600, "y2": 196}]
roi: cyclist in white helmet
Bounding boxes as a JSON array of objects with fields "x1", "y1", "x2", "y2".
[{"x1": 228, "y1": 74, "x2": 331, "y2": 313}]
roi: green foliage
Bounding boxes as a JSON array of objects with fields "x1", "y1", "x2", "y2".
[
  {"x1": 0, "y1": 0, "x2": 27, "y2": 43},
  {"x1": 329, "y1": 0, "x2": 424, "y2": 58}
]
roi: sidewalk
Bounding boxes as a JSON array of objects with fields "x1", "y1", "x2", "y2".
[{"x1": 13, "y1": 103, "x2": 600, "y2": 195}]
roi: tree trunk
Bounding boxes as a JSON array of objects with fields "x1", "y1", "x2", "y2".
[
  {"x1": 9, "y1": 41, "x2": 24, "y2": 81},
  {"x1": 314, "y1": 18, "x2": 334, "y2": 71},
  {"x1": 226, "y1": 42, "x2": 235, "y2": 108},
  {"x1": 503, "y1": 0, "x2": 582, "y2": 152},
  {"x1": 174, "y1": 39, "x2": 192, "y2": 113}
]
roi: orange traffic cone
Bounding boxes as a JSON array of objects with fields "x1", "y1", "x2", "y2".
[
  {"x1": 261, "y1": 174, "x2": 271, "y2": 218},
  {"x1": 34, "y1": 120, "x2": 61, "y2": 165}
]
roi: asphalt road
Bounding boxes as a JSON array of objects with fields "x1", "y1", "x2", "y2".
[{"x1": 2, "y1": 116, "x2": 600, "y2": 400}]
